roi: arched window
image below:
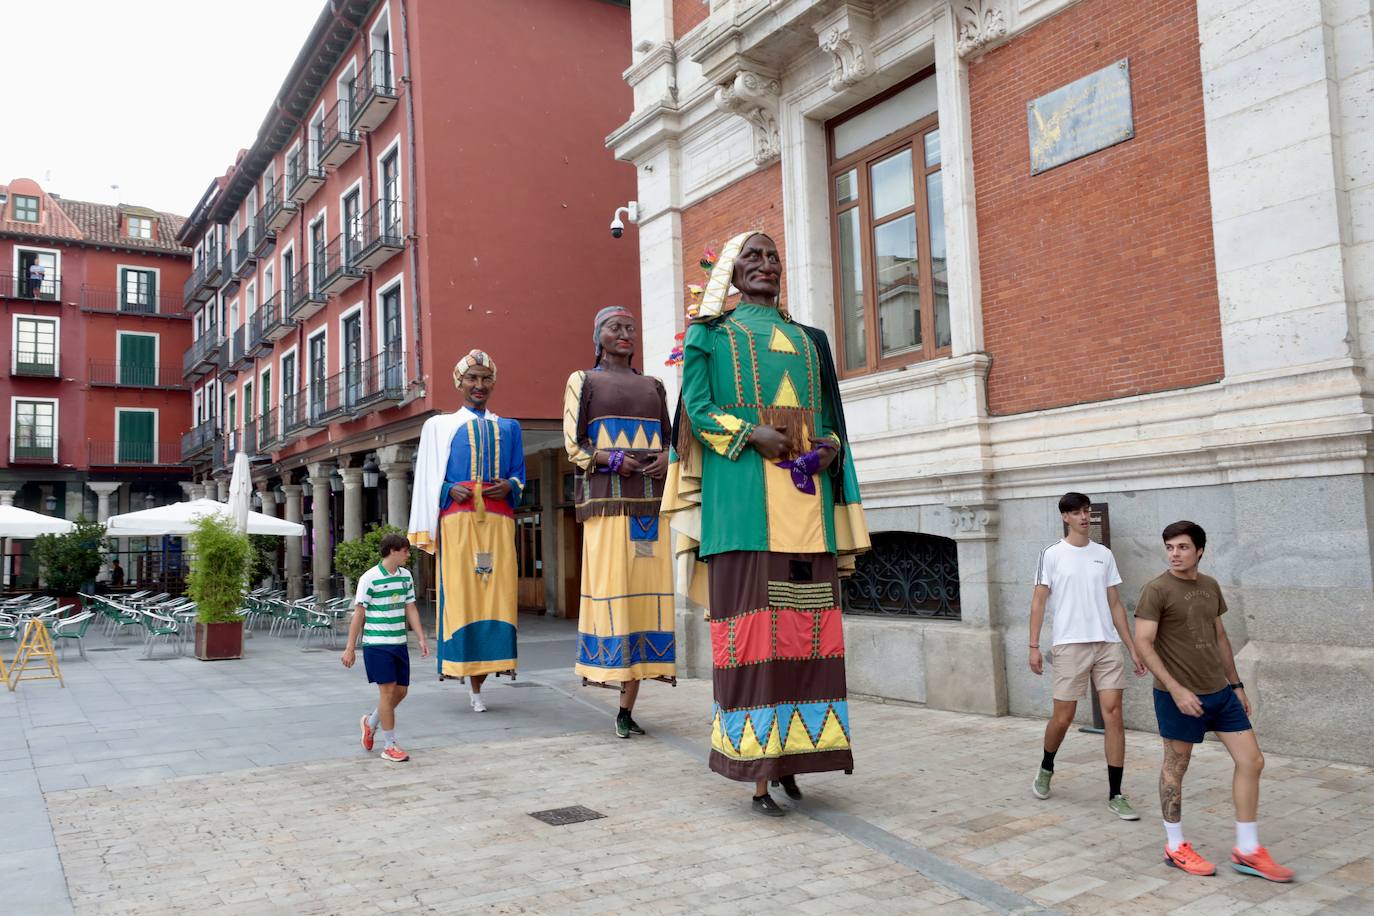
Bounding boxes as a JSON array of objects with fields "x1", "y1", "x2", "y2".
[{"x1": 843, "y1": 532, "x2": 960, "y2": 619}]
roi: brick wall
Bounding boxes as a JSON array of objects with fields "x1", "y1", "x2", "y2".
[
  {"x1": 680, "y1": 163, "x2": 787, "y2": 310},
  {"x1": 673, "y1": 0, "x2": 709, "y2": 37},
  {"x1": 971, "y1": 0, "x2": 1223, "y2": 415}
]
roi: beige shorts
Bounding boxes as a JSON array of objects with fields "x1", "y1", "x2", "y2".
[{"x1": 1050, "y1": 641, "x2": 1127, "y2": 701}]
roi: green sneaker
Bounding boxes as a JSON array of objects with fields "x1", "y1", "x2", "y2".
[
  {"x1": 625, "y1": 716, "x2": 646, "y2": 736},
  {"x1": 615, "y1": 715, "x2": 631, "y2": 739},
  {"x1": 1108, "y1": 794, "x2": 1140, "y2": 820},
  {"x1": 1032, "y1": 767, "x2": 1053, "y2": 799}
]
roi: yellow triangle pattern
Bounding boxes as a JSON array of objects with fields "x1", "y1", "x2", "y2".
[
  {"x1": 737, "y1": 717, "x2": 763, "y2": 759},
  {"x1": 772, "y1": 371, "x2": 801, "y2": 408},
  {"x1": 784, "y1": 709, "x2": 813, "y2": 751},
  {"x1": 700, "y1": 430, "x2": 734, "y2": 456},
  {"x1": 649, "y1": 431, "x2": 662, "y2": 450},
  {"x1": 816, "y1": 708, "x2": 849, "y2": 750},
  {"x1": 712, "y1": 705, "x2": 851, "y2": 761},
  {"x1": 613, "y1": 430, "x2": 632, "y2": 449},
  {"x1": 630, "y1": 426, "x2": 649, "y2": 450},
  {"x1": 769, "y1": 326, "x2": 798, "y2": 354},
  {"x1": 764, "y1": 718, "x2": 783, "y2": 757},
  {"x1": 711, "y1": 709, "x2": 731, "y2": 754},
  {"x1": 596, "y1": 427, "x2": 615, "y2": 449}
]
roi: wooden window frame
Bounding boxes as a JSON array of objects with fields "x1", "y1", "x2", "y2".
[
  {"x1": 12, "y1": 194, "x2": 39, "y2": 223},
  {"x1": 827, "y1": 73, "x2": 948, "y2": 378}
]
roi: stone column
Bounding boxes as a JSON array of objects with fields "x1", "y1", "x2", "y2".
[
  {"x1": 539, "y1": 449, "x2": 560, "y2": 617},
  {"x1": 255, "y1": 481, "x2": 277, "y2": 518},
  {"x1": 340, "y1": 466, "x2": 364, "y2": 542},
  {"x1": 308, "y1": 462, "x2": 335, "y2": 601},
  {"x1": 216, "y1": 479, "x2": 230, "y2": 501},
  {"x1": 88, "y1": 482, "x2": 124, "y2": 585},
  {"x1": 377, "y1": 444, "x2": 414, "y2": 531},
  {"x1": 282, "y1": 484, "x2": 304, "y2": 600},
  {"x1": 179, "y1": 482, "x2": 197, "y2": 503},
  {"x1": 0, "y1": 489, "x2": 14, "y2": 588}
]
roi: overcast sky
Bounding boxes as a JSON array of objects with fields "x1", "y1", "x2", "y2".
[{"x1": 0, "y1": 0, "x2": 325, "y2": 216}]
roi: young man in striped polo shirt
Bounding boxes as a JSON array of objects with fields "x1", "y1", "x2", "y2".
[{"x1": 342, "y1": 534, "x2": 429, "y2": 762}]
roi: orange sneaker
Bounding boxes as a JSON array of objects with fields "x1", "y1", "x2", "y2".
[
  {"x1": 360, "y1": 715, "x2": 375, "y2": 752},
  {"x1": 380, "y1": 745, "x2": 409, "y2": 763},
  {"x1": 1165, "y1": 842, "x2": 1216, "y2": 876},
  {"x1": 1231, "y1": 846, "x2": 1294, "y2": 883}
]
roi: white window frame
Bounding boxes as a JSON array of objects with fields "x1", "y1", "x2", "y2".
[
  {"x1": 262, "y1": 262, "x2": 276, "y2": 301},
  {"x1": 338, "y1": 302, "x2": 365, "y2": 372},
  {"x1": 258, "y1": 364, "x2": 273, "y2": 416},
  {"x1": 279, "y1": 345, "x2": 300, "y2": 409},
  {"x1": 307, "y1": 326, "x2": 329, "y2": 384},
  {"x1": 339, "y1": 179, "x2": 364, "y2": 250},
  {"x1": 308, "y1": 105, "x2": 326, "y2": 169},
  {"x1": 376, "y1": 134, "x2": 403, "y2": 211},
  {"x1": 263, "y1": 162, "x2": 277, "y2": 199},
  {"x1": 126, "y1": 215, "x2": 153, "y2": 239},
  {"x1": 336, "y1": 57, "x2": 358, "y2": 124},
  {"x1": 245, "y1": 280, "x2": 258, "y2": 321},
  {"x1": 308, "y1": 210, "x2": 328, "y2": 282},
  {"x1": 115, "y1": 330, "x2": 160, "y2": 383},
  {"x1": 287, "y1": 140, "x2": 303, "y2": 183},
  {"x1": 374, "y1": 274, "x2": 406, "y2": 358},
  {"x1": 279, "y1": 241, "x2": 296, "y2": 292},
  {"x1": 10, "y1": 396, "x2": 58, "y2": 463},
  {"x1": 11, "y1": 313, "x2": 60, "y2": 376},
  {"x1": 11, "y1": 245, "x2": 62, "y2": 298},
  {"x1": 115, "y1": 263, "x2": 162, "y2": 312},
  {"x1": 114, "y1": 406, "x2": 159, "y2": 460}
]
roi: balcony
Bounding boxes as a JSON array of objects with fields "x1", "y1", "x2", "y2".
[
  {"x1": 351, "y1": 198, "x2": 405, "y2": 271},
  {"x1": 234, "y1": 228, "x2": 258, "y2": 280},
  {"x1": 182, "y1": 253, "x2": 224, "y2": 306},
  {"x1": 226, "y1": 326, "x2": 251, "y2": 373},
  {"x1": 10, "y1": 349, "x2": 59, "y2": 379},
  {"x1": 318, "y1": 234, "x2": 364, "y2": 296},
  {"x1": 261, "y1": 178, "x2": 297, "y2": 233},
  {"x1": 246, "y1": 307, "x2": 271, "y2": 357},
  {"x1": 12, "y1": 437, "x2": 58, "y2": 465},
  {"x1": 180, "y1": 420, "x2": 218, "y2": 461},
  {"x1": 351, "y1": 50, "x2": 399, "y2": 132},
  {"x1": 89, "y1": 360, "x2": 188, "y2": 389},
  {"x1": 288, "y1": 262, "x2": 326, "y2": 321},
  {"x1": 281, "y1": 392, "x2": 307, "y2": 439},
  {"x1": 252, "y1": 214, "x2": 276, "y2": 259},
  {"x1": 226, "y1": 421, "x2": 258, "y2": 463},
  {"x1": 182, "y1": 330, "x2": 224, "y2": 379},
  {"x1": 88, "y1": 440, "x2": 183, "y2": 468},
  {"x1": 304, "y1": 378, "x2": 337, "y2": 430},
  {"x1": 317, "y1": 98, "x2": 361, "y2": 169},
  {"x1": 258, "y1": 290, "x2": 295, "y2": 344},
  {"x1": 346, "y1": 348, "x2": 409, "y2": 418},
  {"x1": 286, "y1": 146, "x2": 325, "y2": 204},
  {"x1": 81, "y1": 284, "x2": 187, "y2": 319},
  {"x1": 258, "y1": 405, "x2": 280, "y2": 452},
  {"x1": 3, "y1": 270, "x2": 61, "y2": 302}
]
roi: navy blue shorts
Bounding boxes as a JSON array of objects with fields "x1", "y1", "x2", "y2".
[
  {"x1": 362, "y1": 644, "x2": 410, "y2": 686},
  {"x1": 1153, "y1": 686, "x2": 1251, "y2": 743}
]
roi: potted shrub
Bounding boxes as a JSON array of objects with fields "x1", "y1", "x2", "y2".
[
  {"x1": 186, "y1": 514, "x2": 252, "y2": 661},
  {"x1": 33, "y1": 517, "x2": 107, "y2": 613},
  {"x1": 248, "y1": 533, "x2": 278, "y2": 590},
  {"x1": 334, "y1": 523, "x2": 406, "y2": 596}
]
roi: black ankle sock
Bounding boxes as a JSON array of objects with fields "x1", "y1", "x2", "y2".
[
  {"x1": 1108, "y1": 765, "x2": 1123, "y2": 799},
  {"x1": 1041, "y1": 749, "x2": 1056, "y2": 773},
  {"x1": 617, "y1": 708, "x2": 630, "y2": 720}
]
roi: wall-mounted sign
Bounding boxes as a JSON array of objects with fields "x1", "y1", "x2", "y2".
[
  {"x1": 1028, "y1": 59, "x2": 1134, "y2": 175},
  {"x1": 1063, "y1": 503, "x2": 1111, "y2": 547}
]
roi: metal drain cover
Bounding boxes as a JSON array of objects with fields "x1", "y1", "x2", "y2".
[
  {"x1": 529, "y1": 805, "x2": 605, "y2": 826},
  {"x1": 87, "y1": 647, "x2": 130, "y2": 652}
]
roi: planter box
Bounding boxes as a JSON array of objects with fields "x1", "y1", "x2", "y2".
[{"x1": 195, "y1": 621, "x2": 244, "y2": 660}]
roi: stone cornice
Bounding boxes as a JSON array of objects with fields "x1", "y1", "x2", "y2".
[
  {"x1": 623, "y1": 41, "x2": 677, "y2": 88},
  {"x1": 714, "y1": 67, "x2": 784, "y2": 164},
  {"x1": 954, "y1": 0, "x2": 1009, "y2": 58}
]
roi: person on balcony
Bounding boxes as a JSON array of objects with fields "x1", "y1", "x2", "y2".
[
  {"x1": 408, "y1": 350, "x2": 524, "y2": 713},
  {"x1": 662, "y1": 231, "x2": 870, "y2": 817},
  {"x1": 564, "y1": 306, "x2": 676, "y2": 739},
  {"x1": 27, "y1": 261, "x2": 45, "y2": 299}
]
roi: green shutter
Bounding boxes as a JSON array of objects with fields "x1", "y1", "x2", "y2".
[
  {"x1": 117, "y1": 411, "x2": 155, "y2": 463},
  {"x1": 119, "y1": 334, "x2": 156, "y2": 386}
]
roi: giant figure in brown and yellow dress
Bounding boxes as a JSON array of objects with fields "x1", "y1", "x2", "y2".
[{"x1": 663, "y1": 231, "x2": 870, "y2": 816}]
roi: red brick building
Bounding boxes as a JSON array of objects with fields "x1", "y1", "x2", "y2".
[
  {"x1": 178, "y1": 0, "x2": 639, "y2": 603},
  {"x1": 611, "y1": 0, "x2": 1374, "y2": 763},
  {"x1": 0, "y1": 178, "x2": 192, "y2": 583}
]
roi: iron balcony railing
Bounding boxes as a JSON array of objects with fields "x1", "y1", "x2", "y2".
[
  {"x1": 80, "y1": 284, "x2": 186, "y2": 318},
  {"x1": 286, "y1": 146, "x2": 325, "y2": 202},
  {"x1": 234, "y1": 228, "x2": 257, "y2": 278},
  {"x1": 226, "y1": 421, "x2": 258, "y2": 462},
  {"x1": 350, "y1": 348, "x2": 408, "y2": 412},
  {"x1": 350, "y1": 198, "x2": 404, "y2": 270},
  {"x1": 289, "y1": 262, "x2": 326, "y2": 319},
  {"x1": 260, "y1": 178, "x2": 297, "y2": 233},
  {"x1": 258, "y1": 290, "x2": 295, "y2": 342},
  {"x1": 282, "y1": 392, "x2": 306, "y2": 437},
  {"x1": 258, "y1": 405, "x2": 280, "y2": 451},
  {"x1": 183, "y1": 251, "x2": 224, "y2": 305},
  {"x1": 317, "y1": 97, "x2": 360, "y2": 168},
  {"x1": 351, "y1": 50, "x2": 398, "y2": 130},
  {"x1": 227, "y1": 326, "x2": 250, "y2": 371},
  {"x1": 3, "y1": 269, "x2": 61, "y2": 301},
  {"x1": 89, "y1": 360, "x2": 188, "y2": 389},
  {"x1": 88, "y1": 440, "x2": 183, "y2": 467},
  {"x1": 10, "y1": 349, "x2": 58, "y2": 378},
  {"x1": 12, "y1": 436, "x2": 58, "y2": 463},
  {"x1": 181, "y1": 420, "x2": 218, "y2": 460},
  {"x1": 318, "y1": 233, "x2": 363, "y2": 294},
  {"x1": 182, "y1": 330, "x2": 225, "y2": 378}
]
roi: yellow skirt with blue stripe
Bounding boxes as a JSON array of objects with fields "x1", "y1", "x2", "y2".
[
  {"x1": 437, "y1": 498, "x2": 518, "y2": 678},
  {"x1": 575, "y1": 515, "x2": 676, "y2": 683}
]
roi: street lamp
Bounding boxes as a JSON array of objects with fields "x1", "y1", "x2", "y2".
[
  {"x1": 362, "y1": 455, "x2": 380, "y2": 488},
  {"x1": 329, "y1": 468, "x2": 343, "y2": 493}
]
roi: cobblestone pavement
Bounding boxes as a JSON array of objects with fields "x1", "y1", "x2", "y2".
[{"x1": 6, "y1": 614, "x2": 1374, "y2": 914}]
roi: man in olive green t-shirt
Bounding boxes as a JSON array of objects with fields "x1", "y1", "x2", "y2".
[{"x1": 1134, "y1": 520, "x2": 1292, "y2": 883}]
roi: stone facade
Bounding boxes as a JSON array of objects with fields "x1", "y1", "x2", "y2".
[{"x1": 610, "y1": 0, "x2": 1374, "y2": 764}]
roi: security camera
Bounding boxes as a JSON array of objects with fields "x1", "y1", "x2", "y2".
[{"x1": 611, "y1": 202, "x2": 639, "y2": 239}]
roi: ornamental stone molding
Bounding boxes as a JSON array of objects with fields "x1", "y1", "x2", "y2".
[
  {"x1": 955, "y1": 0, "x2": 1008, "y2": 58},
  {"x1": 814, "y1": 3, "x2": 877, "y2": 92},
  {"x1": 948, "y1": 505, "x2": 998, "y2": 539},
  {"x1": 714, "y1": 69, "x2": 782, "y2": 165}
]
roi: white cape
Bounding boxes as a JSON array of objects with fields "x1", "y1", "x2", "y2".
[{"x1": 407, "y1": 407, "x2": 500, "y2": 554}]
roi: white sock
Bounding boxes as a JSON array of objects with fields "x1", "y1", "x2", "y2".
[
  {"x1": 382, "y1": 730, "x2": 396, "y2": 749},
  {"x1": 367, "y1": 709, "x2": 380, "y2": 729},
  {"x1": 1236, "y1": 821, "x2": 1259, "y2": 854},
  {"x1": 1163, "y1": 820, "x2": 1185, "y2": 851}
]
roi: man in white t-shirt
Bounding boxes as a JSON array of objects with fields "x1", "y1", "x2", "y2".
[{"x1": 1029, "y1": 492, "x2": 1147, "y2": 819}]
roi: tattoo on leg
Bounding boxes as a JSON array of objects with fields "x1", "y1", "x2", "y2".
[{"x1": 1159, "y1": 742, "x2": 1188, "y2": 822}]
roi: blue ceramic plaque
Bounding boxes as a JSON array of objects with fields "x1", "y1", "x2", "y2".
[{"x1": 1028, "y1": 59, "x2": 1134, "y2": 175}]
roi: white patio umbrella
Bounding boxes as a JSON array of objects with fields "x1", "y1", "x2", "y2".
[
  {"x1": 104, "y1": 499, "x2": 303, "y2": 537},
  {"x1": 227, "y1": 451, "x2": 253, "y2": 534},
  {"x1": 0, "y1": 505, "x2": 76, "y2": 538}
]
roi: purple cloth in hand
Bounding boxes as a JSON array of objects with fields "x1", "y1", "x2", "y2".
[{"x1": 777, "y1": 449, "x2": 823, "y2": 495}]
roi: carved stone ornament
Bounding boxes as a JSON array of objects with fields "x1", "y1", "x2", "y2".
[
  {"x1": 714, "y1": 69, "x2": 782, "y2": 165},
  {"x1": 955, "y1": 0, "x2": 1008, "y2": 58},
  {"x1": 815, "y1": 4, "x2": 877, "y2": 92},
  {"x1": 948, "y1": 505, "x2": 997, "y2": 536}
]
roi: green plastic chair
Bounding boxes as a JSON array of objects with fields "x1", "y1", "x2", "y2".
[
  {"x1": 139, "y1": 609, "x2": 182, "y2": 659},
  {"x1": 52, "y1": 611, "x2": 95, "y2": 659}
]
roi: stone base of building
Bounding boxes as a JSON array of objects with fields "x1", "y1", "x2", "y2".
[{"x1": 1237, "y1": 641, "x2": 1374, "y2": 766}]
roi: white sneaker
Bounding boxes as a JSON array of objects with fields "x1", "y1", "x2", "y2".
[{"x1": 470, "y1": 694, "x2": 487, "y2": 713}]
